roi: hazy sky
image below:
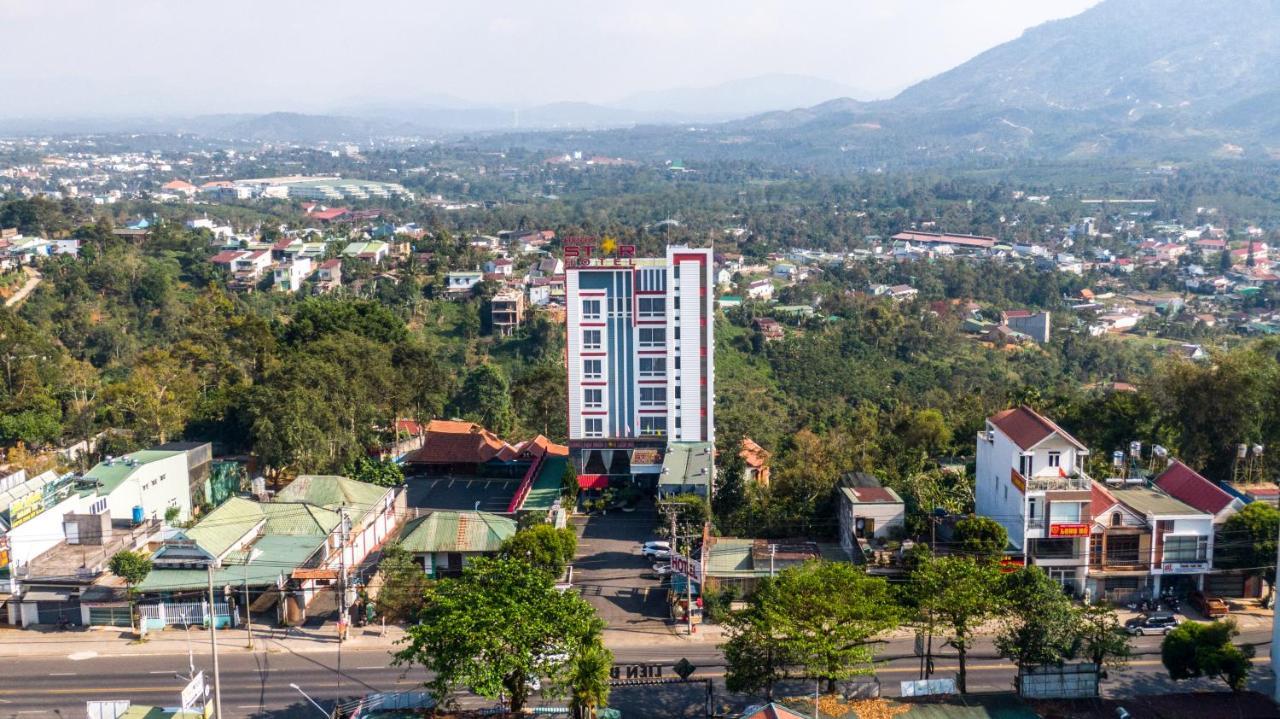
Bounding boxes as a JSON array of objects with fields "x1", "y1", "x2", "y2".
[{"x1": 1, "y1": 0, "x2": 1101, "y2": 117}]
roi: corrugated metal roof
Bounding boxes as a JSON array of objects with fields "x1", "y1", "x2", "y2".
[
  {"x1": 1109, "y1": 485, "x2": 1205, "y2": 517},
  {"x1": 398, "y1": 511, "x2": 515, "y2": 554},
  {"x1": 184, "y1": 497, "x2": 264, "y2": 558},
  {"x1": 274, "y1": 475, "x2": 391, "y2": 524},
  {"x1": 138, "y1": 535, "x2": 323, "y2": 592},
  {"x1": 659, "y1": 442, "x2": 713, "y2": 488},
  {"x1": 82, "y1": 450, "x2": 184, "y2": 495}
]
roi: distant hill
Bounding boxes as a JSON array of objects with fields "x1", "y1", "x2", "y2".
[
  {"x1": 719, "y1": 0, "x2": 1280, "y2": 163},
  {"x1": 615, "y1": 74, "x2": 872, "y2": 120}
]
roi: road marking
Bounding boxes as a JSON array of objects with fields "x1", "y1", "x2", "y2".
[
  {"x1": 236, "y1": 705, "x2": 262, "y2": 709},
  {"x1": 47, "y1": 672, "x2": 76, "y2": 676},
  {"x1": 148, "y1": 670, "x2": 174, "y2": 674},
  {"x1": 357, "y1": 665, "x2": 385, "y2": 670},
  {"x1": 67, "y1": 651, "x2": 98, "y2": 661}
]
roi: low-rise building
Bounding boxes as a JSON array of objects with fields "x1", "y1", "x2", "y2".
[
  {"x1": 976, "y1": 406, "x2": 1093, "y2": 594},
  {"x1": 273, "y1": 256, "x2": 313, "y2": 292},
  {"x1": 491, "y1": 289, "x2": 525, "y2": 337},
  {"x1": 746, "y1": 278, "x2": 774, "y2": 301},
  {"x1": 739, "y1": 438, "x2": 771, "y2": 487},
  {"x1": 657, "y1": 442, "x2": 713, "y2": 498},
  {"x1": 1001, "y1": 310, "x2": 1052, "y2": 343},
  {"x1": 838, "y1": 473, "x2": 905, "y2": 556},
  {"x1": 445, "y1": 271, "x2": 483, "y2": 295},
  {"x1": 313, "y1": 258, "x2": 342, "y2": 294},
  {"x1": 397, "y1": 510, "x2": 516, "y2": 578}
]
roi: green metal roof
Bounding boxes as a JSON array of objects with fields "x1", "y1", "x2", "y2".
[
  {"x1": 260, "y1": 502, "x2": 341, "y2": 535},
  {"x1": 1109, "y1": 485, "x2": 1205, "y2": 517},
  {"x1": 138, "y1": 535, "x2": 324, "y2": 592},
  {"x1": 704, "y1": 537, "x2": 756, "y2": 576},
  {"x1": 520, "y1": 455, "x2": 566, "y2": 512},
  {"x1": 82, "y1": 450, "x2": 184, "y2": 495},
  {"x1": 398, "y1": 511, "x2": 516, "y2": 554},
  {"x1": 274, "y1": 475, "x2": 391, "y2": 524},
  {"x1": 659, "y1": 443, "x2": 713, "y2": 488},
  {"x1": 185, "y1": 497, "x2": 266, "y2": 558}
]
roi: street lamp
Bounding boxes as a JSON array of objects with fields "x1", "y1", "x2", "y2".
[{"x1": 290, "y1": 683, "x2": 330, "y2": 718}]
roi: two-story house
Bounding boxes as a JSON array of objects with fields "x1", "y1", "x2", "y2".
[
  {"x1": 976, "y1": 406, "x2": 1093, "y2": 594},
  {"x1": 1087, "y1": 480, "x2": 1213, "y2": 601}
]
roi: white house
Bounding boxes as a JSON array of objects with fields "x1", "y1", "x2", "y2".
[
  {"x1": 975, "y1": 406, "x2": 1092, "y2": 594},
  {"x1": 746, "y1": 278, "x2": 774, "y2": 301},
  {"x1": 80, "y1": 449, "x2": 194, "y2": 523},
  {"x1": 273, "y1": 257, "x2": 314, "y2": 292},
  {"x1": 0, "y1": 471, "x2": 83, "y2": 574},
  {"x1": 484, "y1": 258, "x2": 515, "y2": 276},
  {"x1": 445, "y1": 271, "x2": 483, "y2": 294}
]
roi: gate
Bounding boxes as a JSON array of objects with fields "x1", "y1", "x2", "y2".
[{"x1": 140, "y1": 601, "x2": 234, "y2": 630}]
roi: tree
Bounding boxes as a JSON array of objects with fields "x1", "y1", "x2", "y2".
[
  {"x1": 454, "y1": 364, "x2": 516, "y2": 436},
  {"x1": 500, "y1": 525, "x2": 578, "y2": 577},
  {"x1": 954, "y1": 515, "x2": 1008, "y2": 562},
  {"x1": 995, "y1": 566, "x2": 1080, "y2": 673},
  {"x1": 722, "y1": 597, "x2": 798, "y2": 701},
  {"x1": 1217, "y1": 501, "x2": 1280, "y2": 606},
  {"x1": 755, "y1": 562, "x2": 901, "y2": 692},
  {"x1": 1162, "y1": 619, "x2": 1255, "y2": 692},
  {"x1": 912, "y1": 556, "x2": 1002, "y2": 693},
  {"x1": 343, "y1": 456, "x2": 405, "y2": 488},
  {"x1": 394, "y1": 557, "x2": 604, "y2": 713},
  {"x1": 567, "y1": 637, "x2": 613, "y2": 719},
  {"x1": 104, "y1": 349, "x2": 198, "y2": 444},
  {"x1": 1078, "y1": 603, "x2": 1131, "y2": 673},
  {"x1": 374, "y1": 543, "x2": 430, "y2": 622},
  {"x1": 109, "y1": 549, "x2": 153, "y2": 631}
]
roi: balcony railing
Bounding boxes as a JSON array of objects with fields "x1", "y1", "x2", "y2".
[
  {"x1": 1089, "y1": 558, "x2": 1150, "y2": 571},
  {"x1": 1025, "y1": 470, "x2": 1093, "y2": 493}
]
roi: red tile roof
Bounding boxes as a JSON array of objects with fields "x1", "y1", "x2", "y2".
[
  {"x1": 1091, "y1": 481, "x2": 1118, "y2": 515},
  {"x1": 1155, "y1": 460, "x2": 1237, "y2": 515},
  {"x1": 739, "y1": 438, "x2": 771, "y2": 468},
  {"x1": 988, "y1": 406, "x2": 1085, "y2": 451},
  {"x1": 311, "y1": 208, "x2": 348, "y2": 221},
  {"x1": 403, "y1": 419, "x2": 516, "y2": 465},
  {"x1": 1002, "y1": 309, "x2": 1032, "y2": 319},
  {"x1": 209, "y1": 250, "x2": 245, "y2": 264},
  {"x1": 318, "y1": 259, "x2": 342, "y2": 269}
]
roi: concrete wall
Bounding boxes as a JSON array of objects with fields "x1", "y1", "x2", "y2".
[{"x1": 104, "y1": 453, "x2": 192, "y2": 523}]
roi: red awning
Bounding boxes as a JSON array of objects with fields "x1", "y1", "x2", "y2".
[{"x1": 578, "y1": 474, "x2": 609, "y2": 490}]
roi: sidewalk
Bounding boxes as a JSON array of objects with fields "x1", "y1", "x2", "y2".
[{"x1": 0, "y1": 619, "x2": 408, "y2": 659}]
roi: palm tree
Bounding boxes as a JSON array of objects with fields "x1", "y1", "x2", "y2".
[{"x1": 570, "y1": 639, "x2": 613, "y2": 719}]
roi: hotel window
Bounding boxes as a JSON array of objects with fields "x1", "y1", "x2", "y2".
[
  {"x1": 583, "y1": 359, "x2": 603, "y2": 380},
  {"x1": 584, "y1": 418, "x2": 604, "y2": 438},
  {"x1": 638, "y1": 297, "x2": 664, "y2": 318},
  {"x1": 640, "y1": 387, "x2": 667, "y2": 407},
  {"x1": 582, "y1": 299, "x2": 601, "y2": 321},
  {"x1": 1018, "y1": 454, "x2": 1032, "y2": 477},
  {"x1": 582, "y1": 329, "x2": 602, "y2": 351},
  {"x1": 1048, "y1": 451, "x2": 1061, "y2": 468},
  {"x1": 583, "y1": 388, "x2": 603, "y2": 409},
  {"x1": 639, "y1": 327, "x2": 665, "y2": 348},
  {"x1": 639, "y1": 416, "x2": 668, "y2": 436},
  {"x1": 639, "y1": 357, "x2": 666, "y2": 378}
]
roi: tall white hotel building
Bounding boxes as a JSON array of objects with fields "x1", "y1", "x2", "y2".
[{"x1": 566, "y1": 245, "x2": 714, "y2": 480}]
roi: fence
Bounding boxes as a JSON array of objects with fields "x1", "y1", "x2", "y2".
[
  {"x1": 347, "y1": 691, "x2": 434, "y2": 719},
  {"x1": 1018, "y1": 663, "x2": 1099, "y2": 699},
  {"x1": 139, "y1": 601, "x2": 236, "y2": 630}
]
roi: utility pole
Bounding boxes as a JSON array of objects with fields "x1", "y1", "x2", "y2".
[
  {"x1": 667, "y1": 506, "x2": 694, "y2": 635},
  {"x1": 206, "y1": 562, "x2": 223, "y2": 719},
  {"x1": 243, "y1": 558, "x2": 253, "y2": 650},
  {"x1": 769, "y1": 544, "x2": 777, "y2": 577},
  {"x1": 337, "y1": 507, "x2": 349, "y2": 700}
]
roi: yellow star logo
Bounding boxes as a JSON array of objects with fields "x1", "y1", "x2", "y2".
[{"x1": 600, "y1": 236, "x2": 618, "y2": 255}]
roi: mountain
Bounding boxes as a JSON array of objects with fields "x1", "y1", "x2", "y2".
[
  {"x1": 715, "y1": 0, "x2": 1280, "y2": 164},
  {"x1": 615, "y1": 74, "x2": 873, "y2": 120}
]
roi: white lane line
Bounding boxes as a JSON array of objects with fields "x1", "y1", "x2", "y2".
[
  {"x1": 357, "y1": 665, "x2": 385, "y2": 670},
  {"x1": 149, "y1": 670, "x2": 174, "y2": 674},
  {"x1": 236, "y1": 705, "x2": 262, "y2": 709},
  {"x1": 47, "y1": 672, "x2": 76, "y2": 676}
]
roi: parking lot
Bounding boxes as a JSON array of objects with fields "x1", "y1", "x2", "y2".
[
  {"x1": 571, "y1": 500, "x2": 674, "y2": 636},
  {"x1": 405, "y1": 474, "x2": 519, "y2": 513}
]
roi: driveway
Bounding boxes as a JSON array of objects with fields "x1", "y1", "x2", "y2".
[{"x1": 571, "y1": 499, "x2": 674, "y2": 638}]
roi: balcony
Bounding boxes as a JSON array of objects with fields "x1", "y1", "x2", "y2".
[
  {"x1": 1025, "y1": 470, "x2": 1092, "y2": 493},
  {"x1": 1089, "y1": 558, "x2": 1151, "y2": 572}
]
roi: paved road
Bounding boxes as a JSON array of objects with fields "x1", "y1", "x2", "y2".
[{"x1": 2, "y1": 627, "x2": 1270, "y2": 718}]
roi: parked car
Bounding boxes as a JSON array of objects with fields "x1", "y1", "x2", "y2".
[
  {"x1": 1189, "y1": 590, "x2": 1229, "y2": 618},
  {"x1": 1125, "y1": 612, "x2": 1180, "y2": 636},
  {"x1": 641, "y1": 540, "x2": 670, "y2": 555},
  {"x1": 642, "y1": 544, "x2": 671, "y2": 560},
  {"x1": 651, "y1": 563, "x2": 673, "y2": 576}
]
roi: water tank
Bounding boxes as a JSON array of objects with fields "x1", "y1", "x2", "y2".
[{"x1": 131, "y1": 505, "x2": 145, "y2": 525}]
